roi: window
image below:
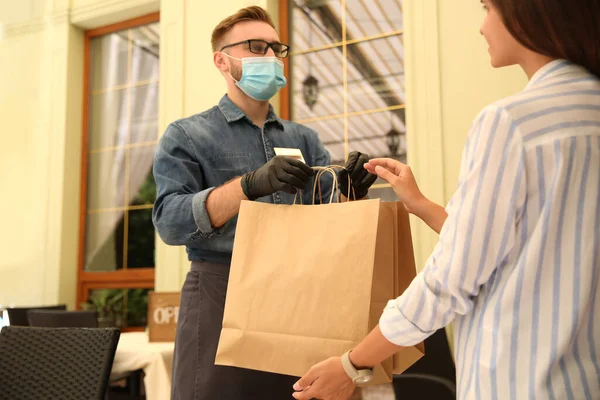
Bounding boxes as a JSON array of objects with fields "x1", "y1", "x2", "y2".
[
  {"x1": 280, "y1": 0, "x2": 405, "y2": 200},
  {"x1": 78, "y1": 13, "x2": 160, "y2": 330}
]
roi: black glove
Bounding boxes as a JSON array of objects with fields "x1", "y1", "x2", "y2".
[
  {"x1": 338, "y1": 151, "x2": 377, "y2": 199},
  {"x1": 241, "y1": 156, "x2": 314, "y2": 200}
]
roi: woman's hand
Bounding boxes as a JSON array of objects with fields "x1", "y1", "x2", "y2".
[
  {"x1": 292, "y1": 357, "x2": 356, "y2": 400},
  {"x1": 364, "y1": 158, "x2": 426, "y2": 214},
  {"x1": 365, "y1": 158, "x2": 448, "y2": 234}
]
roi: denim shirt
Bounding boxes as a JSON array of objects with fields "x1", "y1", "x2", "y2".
[{"x1": 152, "y1": 95, "x2": 332, "y2": 264}]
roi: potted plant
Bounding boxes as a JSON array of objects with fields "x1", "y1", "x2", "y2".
[
  {"x1": 81, "y1": 289, "x2": 125, "y2": 328},
  {"x1": 126, "y1": 289, "x2": 149, "y2": 327}
]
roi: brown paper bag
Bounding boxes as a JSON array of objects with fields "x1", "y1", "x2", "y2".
[{"x1": 215, "y1": 189, "x2": 423, "y2": 384}]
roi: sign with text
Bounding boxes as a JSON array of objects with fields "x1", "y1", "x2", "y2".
[{"x1": 148, "y1": 291, "x2": 180, "y2": 342}]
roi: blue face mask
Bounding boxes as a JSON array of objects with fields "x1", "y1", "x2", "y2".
[{"x1": 224, "y1": 55, "x2": 287, "y2": 101}]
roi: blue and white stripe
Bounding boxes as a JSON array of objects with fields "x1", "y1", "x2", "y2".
[{"x1": 379, "y1": 60, "x2": 600, "y2": 399}]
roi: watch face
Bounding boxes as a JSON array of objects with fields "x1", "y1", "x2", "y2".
[{"x1": 355, "y1": 375, "x2": 373, "y2": 385}]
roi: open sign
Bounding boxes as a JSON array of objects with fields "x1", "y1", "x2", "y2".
[
  {"x1": 148, "y1": 292, "x2": 181, "y2": 342},
  {"x1": 153, "y1": 306, "x2": 179, "y2": 324}
]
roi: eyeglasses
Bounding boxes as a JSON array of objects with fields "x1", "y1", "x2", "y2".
[{"x1": 220, "y1": 39, "x2": 290, "y2": 58}]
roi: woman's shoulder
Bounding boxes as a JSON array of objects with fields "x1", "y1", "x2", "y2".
[{"x1": 491, "y1": 68, "x2": 600, "y2": 120}]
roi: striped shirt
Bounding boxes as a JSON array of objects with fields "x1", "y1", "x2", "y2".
[{"x1": 379, "y1": 59, "x2": 600, "y2": 399}]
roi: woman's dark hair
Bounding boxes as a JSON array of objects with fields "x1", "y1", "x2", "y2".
[{"x1": 490, "y1": 0, "x2": 600, "y2": 77}]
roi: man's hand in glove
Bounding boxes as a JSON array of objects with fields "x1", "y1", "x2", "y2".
[
  {"x1": 338, "y1": 151, "x2": 377, "y2": 200},
  {"x1": 241, "y1": 156, "x2": 314, "y2": 200}
]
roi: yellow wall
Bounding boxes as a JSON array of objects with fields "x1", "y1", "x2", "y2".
[
  {"x1": 437, "y1": 0, "x2": 527, "y2": 201},
  {"x1": 0, "y1": 0, "x2": 155, "y2": 308},
  {"x1": 0, "y1": 0, "x2": 85, "y2": 308},
  {"x1": 0, "y1": 26, "x2": 45, "y2": 306},
  {"x1": 404, "y1": 0, "x2": 527, "y2": 272},
  {"x1": 0, "y1": 0, "x2": 529, "y2": 309}
]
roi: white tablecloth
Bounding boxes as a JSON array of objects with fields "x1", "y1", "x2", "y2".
[{"x1": 111, "y1": 332, "x2": 174, "y2": 400}]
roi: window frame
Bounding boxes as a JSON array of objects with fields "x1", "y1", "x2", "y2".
[
  {"x1": 279, "y1": 0, "x2": 291, "y2": 120},
  {"x1": 278, "y1": 0, "x2": 403, "y2": 192},
  {"x1": 77, "y1": 12, "x2": 160, "y2": 329}
]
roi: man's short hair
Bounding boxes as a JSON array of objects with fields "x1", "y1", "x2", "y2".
[{"x1": 211, "y1": 6, "x2": 276, "y2": 52}]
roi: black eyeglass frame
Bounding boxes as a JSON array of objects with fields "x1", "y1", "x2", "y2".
[{"x1": 220, "y1": 39, "x2": 290, "y2": 58}]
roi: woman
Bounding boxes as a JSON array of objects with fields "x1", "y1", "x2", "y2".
[{"x1": 292, "y1": 0, "x2": 600, "y2": 399}]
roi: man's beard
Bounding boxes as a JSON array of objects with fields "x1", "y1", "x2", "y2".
[{"x1": 229, "y1": 61, "x2": 242, "y2": 82}]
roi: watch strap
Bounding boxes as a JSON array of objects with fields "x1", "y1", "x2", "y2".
[{"x1": 341, "y1": 350, "x2": 373, "y2": 384}]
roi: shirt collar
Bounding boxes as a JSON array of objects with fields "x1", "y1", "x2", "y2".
[
  {"x1": 218, "y1": 95, "x2": 284, "y2": 129},
  {"x1": 525, "y1": 59, "x2": 582, "y2": 89}
]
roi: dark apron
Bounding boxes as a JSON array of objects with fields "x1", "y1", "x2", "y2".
[{"x1": 171, "y1": 261, "x2": 298, "y2": 400}]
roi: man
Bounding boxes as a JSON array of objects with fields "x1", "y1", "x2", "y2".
[{"x1": 152, "y1": 6, "x2": 376, "y2": 400}]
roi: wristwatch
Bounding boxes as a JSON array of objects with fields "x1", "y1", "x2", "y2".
[{"x1": 341, "y1": 350, "x2": 374, "y2": 385}]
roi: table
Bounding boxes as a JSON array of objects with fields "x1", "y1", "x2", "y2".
[{"x1": 111, "y1": 331, "x2": 174, "y2": 400}]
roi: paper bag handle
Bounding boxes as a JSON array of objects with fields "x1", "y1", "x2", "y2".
[
  {"x1": 314, "y1": 165, "x2": 357, "y2": 203},
  {"x1": 313, "y1": 167, "x2": 339, "y2": 205},
  {"x1": 293, "y1": 165, "x2": 356, "y2": 205}
]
